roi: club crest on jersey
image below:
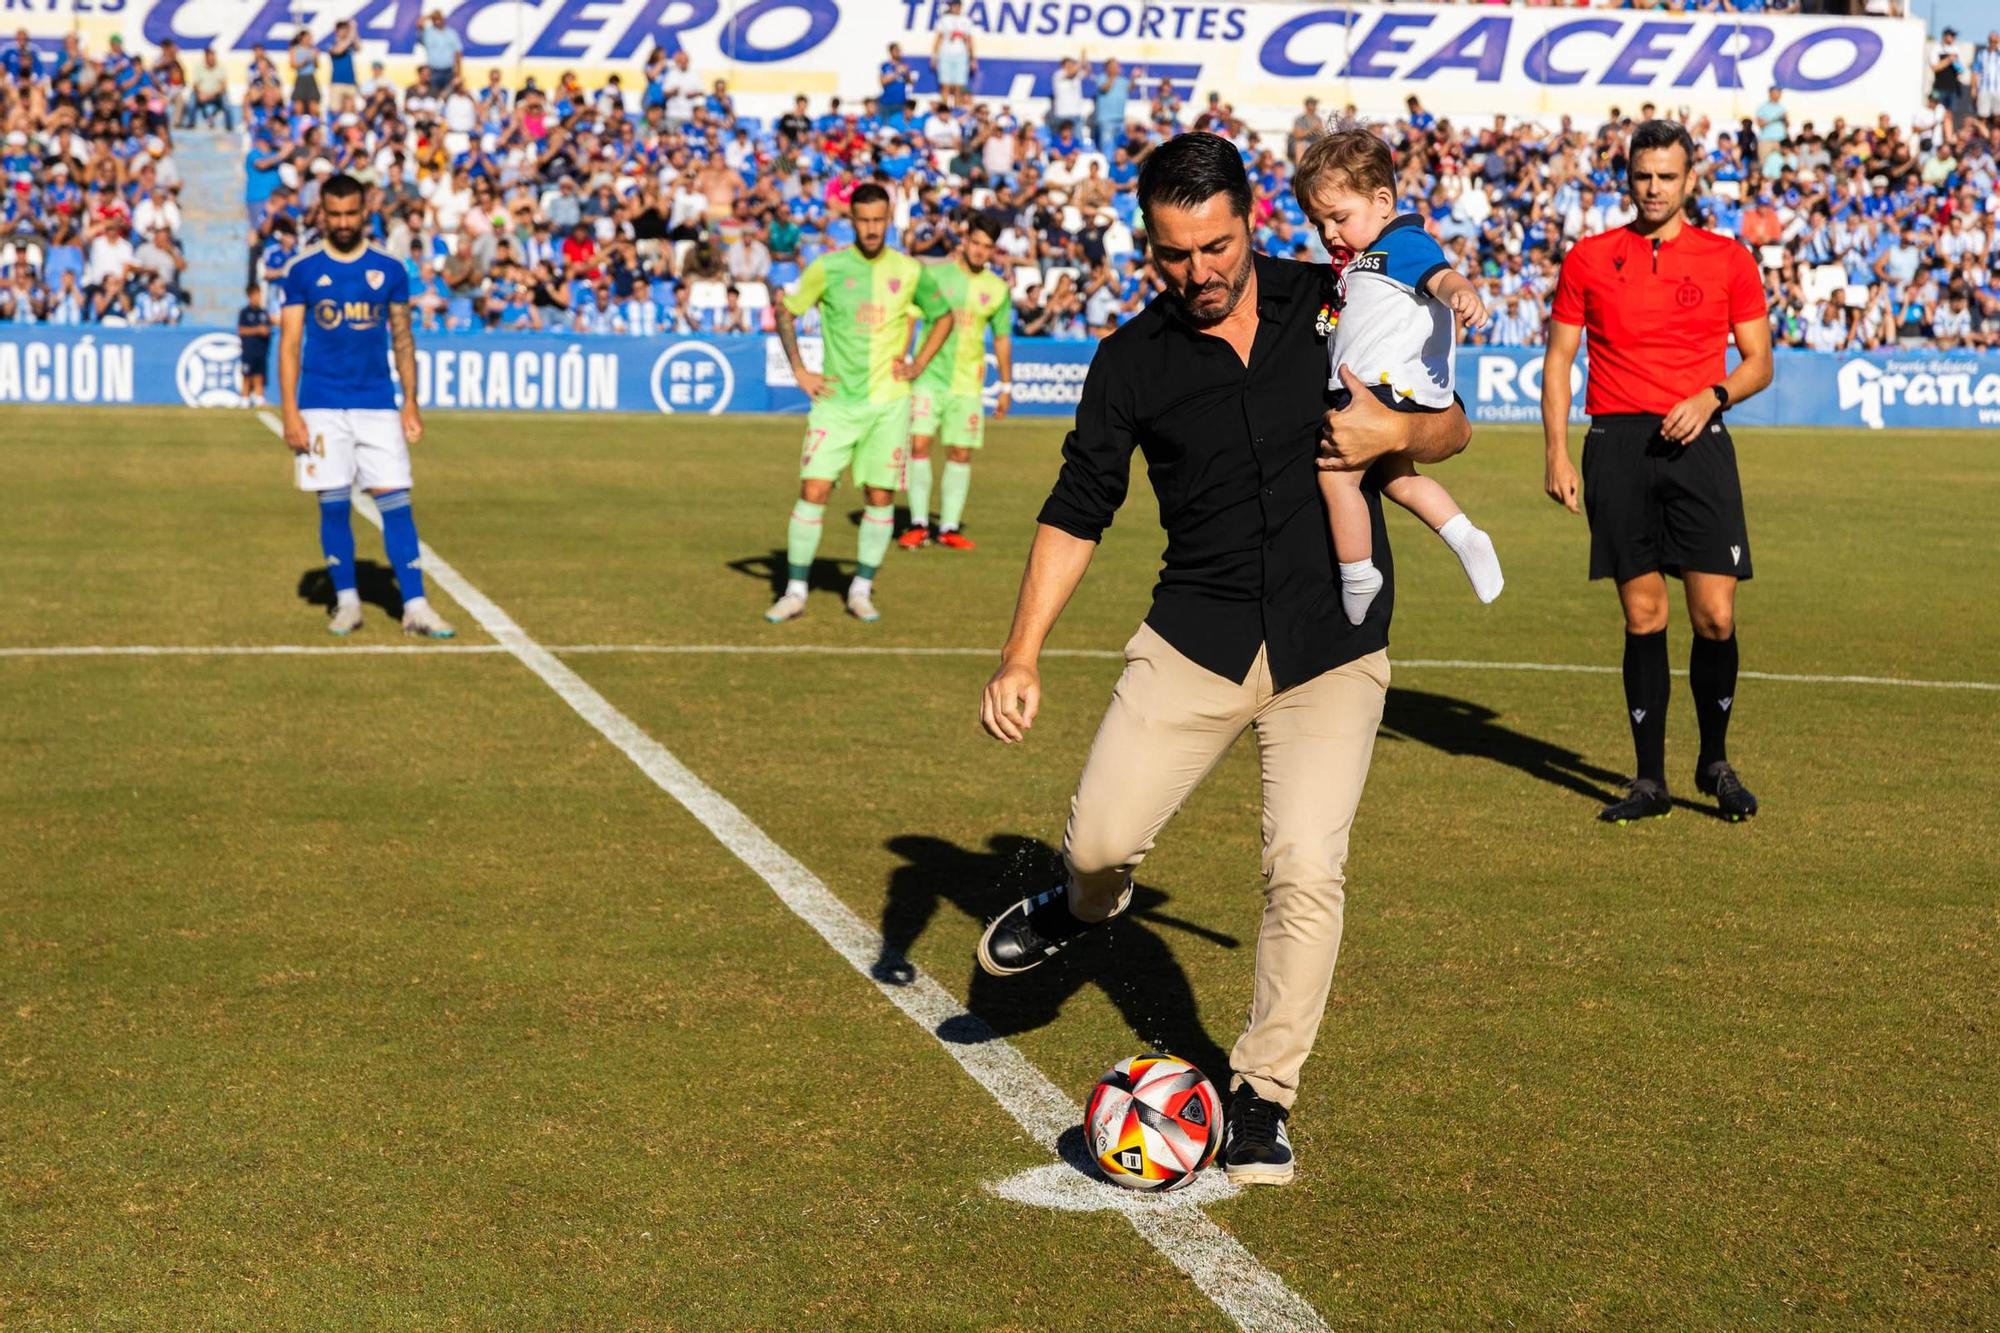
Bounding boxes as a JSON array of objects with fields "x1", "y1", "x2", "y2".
[
  {"x1": 1676, "y1": 279, "x2": 1704, "y2": 308},
  {"x1": 366, "y1": 269, "x2": 384, "y2": 290}
]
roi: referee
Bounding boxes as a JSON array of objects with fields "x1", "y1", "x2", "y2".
[{"x1": 1541, "y1": 120, "x2": 1773, "y2": 824}]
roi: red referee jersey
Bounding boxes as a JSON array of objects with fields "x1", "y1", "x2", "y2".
[{"x1": 1550, "y1": 223, "x2": 1765, "y2": 417}]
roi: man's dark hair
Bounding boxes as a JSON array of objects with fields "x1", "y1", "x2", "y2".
[
  {"x1": 1136, "y1": 132, "x2": 1252, "y2": 222},
  {"x1": 1628, "y1": 120, "x2": 1696, "y2": 171},
  {"x1": 967, "y1": 215, "x2": 1001, "y2": 242},
  {"x1": 850, "y1": 181, "x2": 891, "y2": 211},
  {"x1": 321, "y1": 172, "x2": 365, "y2": 203}
]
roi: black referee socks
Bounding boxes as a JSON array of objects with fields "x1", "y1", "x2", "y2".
[
  {"x1": 1623, "y1": 630, "x2": 1670, "y2": 786},
  {"x1": 1690, "y1": 632, "x2": 1740, "y2": 767}
]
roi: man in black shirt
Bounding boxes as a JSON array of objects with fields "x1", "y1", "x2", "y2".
[
  {"x1": 975, "y1": 133, "x2": 1470, "y2": 1185},
  {"x1": 777, "y1": 95, "x2": 812, "y2": 144}
]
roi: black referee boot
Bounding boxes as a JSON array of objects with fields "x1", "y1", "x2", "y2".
[
  {"x1": 1599, "y1": 778, "x2": 1672, "y2": 825},
  {"x1": 1696, "y1": 759, "x2": 1759, "y2": 821},
  {"x1": 976, "y1": 885, "x2": 1118, "y2": 976}
]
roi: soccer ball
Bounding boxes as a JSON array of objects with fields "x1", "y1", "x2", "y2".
[{"x1": 1085, "y1": 1054, "x2": 1222, "y2": 1191}]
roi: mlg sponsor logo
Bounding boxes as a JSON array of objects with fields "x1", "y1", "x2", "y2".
[{"x1": 1836, "y1": 357, "x2": 2000, "y2": 430}]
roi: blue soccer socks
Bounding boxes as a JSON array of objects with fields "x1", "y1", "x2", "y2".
[
  {"x1": 374, "y1": 488, "x2": 426, "y2": 605},
  {"x1": 318, "y1": 489, "x2": 359, "y2": 607}
]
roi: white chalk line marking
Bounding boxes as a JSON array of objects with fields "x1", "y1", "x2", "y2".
[
  {"x1": 990, "y1": 1161, "x2": 1241, "y2": 1214},
  {"x1": 5, "y1": 639, "x2": 1996, "y2": 694},
  {"x1": 246, "y1": 413, "x2": 1326, "y2": 1332}
]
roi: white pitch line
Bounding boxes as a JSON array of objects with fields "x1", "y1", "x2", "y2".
[
  {"x1": 6, "y1": 637, "x2": 1997, "y2": 694},
  {"x1": 0, "y1": 643, "x2": 510, "y2": 658},
  {"x1": 249, "y1": 413, "x2": 1327, "y2": 1331}
]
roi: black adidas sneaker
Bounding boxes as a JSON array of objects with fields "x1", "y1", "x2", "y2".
[
  {"x1": 1599, "y1": 778, "x2": 1672, "y2": 825},
  {"x1": 1223, "y1": 1085, "x2": 1295, "y2": 1186},
  {"x1": 1696, "y1": 759, "x2": 1758, "y2": 821},
  {"x1": 976, "y1": 885, "x2": 1113, "y2": 977}
]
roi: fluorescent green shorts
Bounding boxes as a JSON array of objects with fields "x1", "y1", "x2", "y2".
[
  {"x1": 910, "y1": 387, "x2": 985, "y2": 450},
  {"x1": 799, "y1": 397, "x2": 911, "y2": 490}
]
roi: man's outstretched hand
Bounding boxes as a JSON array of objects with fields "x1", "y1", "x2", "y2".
[{"x1": 980, "y1": 659, "x2": 1041, "y2": 743}]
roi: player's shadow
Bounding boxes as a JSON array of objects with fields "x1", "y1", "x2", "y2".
[
  {"x1": 296, "y1": 561, "x2": 403, "y2": 618},
  {"x1": 1379, "y1": 686, "x2": 1628, "y2": 805},
  {"x1": 873, "y1": 834, "x2": 1238, "y2": 1089},
  {"x1": 725, "y1": 549, "x2": 858, "y2": 597}
]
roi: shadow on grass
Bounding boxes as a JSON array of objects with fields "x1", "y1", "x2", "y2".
[
  {"x1": 725, "y1": 549, "x2": 856, "y2": 598},
  {"x1": 1379, "y1": 685, "x2": 1629, "y2": 806},
  {"x1": 297, "y1": 560, "x2": 403, "y2": 618},
  {"x1": 874, "y1": 833, "x2": 1238, "y2": 1090}
]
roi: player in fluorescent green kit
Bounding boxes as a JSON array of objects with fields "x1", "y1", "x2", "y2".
[
  {"x1": 902, "y1": 217, "x2": 1014, "y2": 551},
  {"x1": 769, "y1": 183, "x2": 954, "y2": 623}
]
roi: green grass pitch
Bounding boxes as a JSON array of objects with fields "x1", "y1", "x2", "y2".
[{"x1": 3, "y1": 405, "x2": 1996, "y2": 1327}]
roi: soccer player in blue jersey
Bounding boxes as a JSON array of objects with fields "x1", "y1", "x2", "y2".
[{"x1": 278, "y1": 173, "x2": 454, "y2": 638}]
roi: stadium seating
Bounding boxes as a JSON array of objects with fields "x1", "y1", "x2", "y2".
[{"x1": 0, "y1": 1, "x2": 1988, "y2": 353}]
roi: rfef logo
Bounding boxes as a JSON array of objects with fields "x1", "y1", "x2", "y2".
[
  {"x1": 650, "y1": 341, "x2": 735, "y2": 414},
  {"x1": 176, "y1": 332, "x2": 245, "y2": 407}
]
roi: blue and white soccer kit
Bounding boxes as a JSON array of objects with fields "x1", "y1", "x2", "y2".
[
  {"x1": 280, "y1": 243, "x2": 412, "y2": 493},
  {"x1": 1330, "y1": 213, "x2": 1457, "y2": 410}
]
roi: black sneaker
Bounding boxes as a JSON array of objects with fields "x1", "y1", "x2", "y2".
[
  {"x1": 975, "y1": 885, "x2": 1112, "y2": 977},
  {"x1": 1223, "y1": 1085, "x2": 1295, "y2": 1186},
  {"x1": 1696, "y1": 759, "x2": 1758, "y2": 821},
  {"x1": 1599, "y1": 778, "x2": 1672, "y2": 825}
]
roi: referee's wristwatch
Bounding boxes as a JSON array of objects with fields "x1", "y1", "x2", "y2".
[{"x1": 1710, "y1": 384, "x2": 1730, "y2": 410}]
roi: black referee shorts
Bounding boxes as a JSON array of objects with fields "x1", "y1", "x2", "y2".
[{"x1": 1581, "y1": 413, "x2": 1752, "y2": 583}]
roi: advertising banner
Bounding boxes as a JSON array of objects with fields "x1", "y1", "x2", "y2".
[
  {"x1": 1456, "y1": 346, "x2": 2000, "y2": 433},
  {"x1": 4, "y1": 329, "x2": 1995, "y2": 433},
  {"x1": 15, "y1": 1, "x2": 1926, "y2": 131}
]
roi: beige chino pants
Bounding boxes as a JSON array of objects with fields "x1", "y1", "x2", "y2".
[{"x1": 1064, "y1": 623, "x2": 1388, "y2": 1110}]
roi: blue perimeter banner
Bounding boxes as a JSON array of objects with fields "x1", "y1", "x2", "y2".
[{"x1": 1, "y1": 327, "x2": 1996, "y2": 432}]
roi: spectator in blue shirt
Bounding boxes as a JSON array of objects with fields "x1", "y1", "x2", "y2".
[
  {"x1": 418, "y1": 10, "x2": 462, "y2": 95},
  {"x1": 1092, "y1": 58, "x2": 1129, "y2": 153},
  {"x1": 879, "y1": 44, "x2": 913, "y2": 127},
  {"x1": 3, "y1": 29, "x2": 39, "y2": 83}
]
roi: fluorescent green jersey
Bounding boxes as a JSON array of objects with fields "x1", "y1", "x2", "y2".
[
  {"x1": 783, "y1": 247, "x2": 947, "y2": 405},
  {"x1": 917, "y1": 260, "x2": 1013, "y2": 398}
]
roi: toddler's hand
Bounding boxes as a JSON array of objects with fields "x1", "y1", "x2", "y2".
[{"x1": 1452, "y1": 287, "x2": 1490, "y2": 330}]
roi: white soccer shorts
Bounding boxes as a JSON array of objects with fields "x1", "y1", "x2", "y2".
[{"x1": 295, "y1": 408, "x2": 412, "y2": 493}]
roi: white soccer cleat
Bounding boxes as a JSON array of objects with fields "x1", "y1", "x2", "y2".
[
  {"x1": 845, "y1": 587, "x2": 881, "y2": 623},
  {"x1": 401, "y1": 598, "x2": 456, "y2": 639},
  {"x1": 327, "y1": 602, "x2": 364, "y2": 636},
  {"x1": 764, "y1": 590, "x2": 809, "y2": 623}
]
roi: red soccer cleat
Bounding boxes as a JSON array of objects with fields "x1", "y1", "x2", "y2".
[
  {"x1": 935, "y1": 529, "x2": 977, "y2": 551},
  {"x1": 897, "y1": 525, "x2": 932, "y2": 551}
]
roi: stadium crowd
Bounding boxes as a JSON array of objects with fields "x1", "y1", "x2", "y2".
[{"x1": 2, "y1": 4, "x2": 1997, "y2": 353}]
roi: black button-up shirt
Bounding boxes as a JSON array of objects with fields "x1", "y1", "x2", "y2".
[{"x1": 1038, "y1": 253, "x2": 1391, "y2": 691}]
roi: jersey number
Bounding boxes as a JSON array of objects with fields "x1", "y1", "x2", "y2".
[{"x1": 311, "y1": 434, "x2": 326, "y2": 457}]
